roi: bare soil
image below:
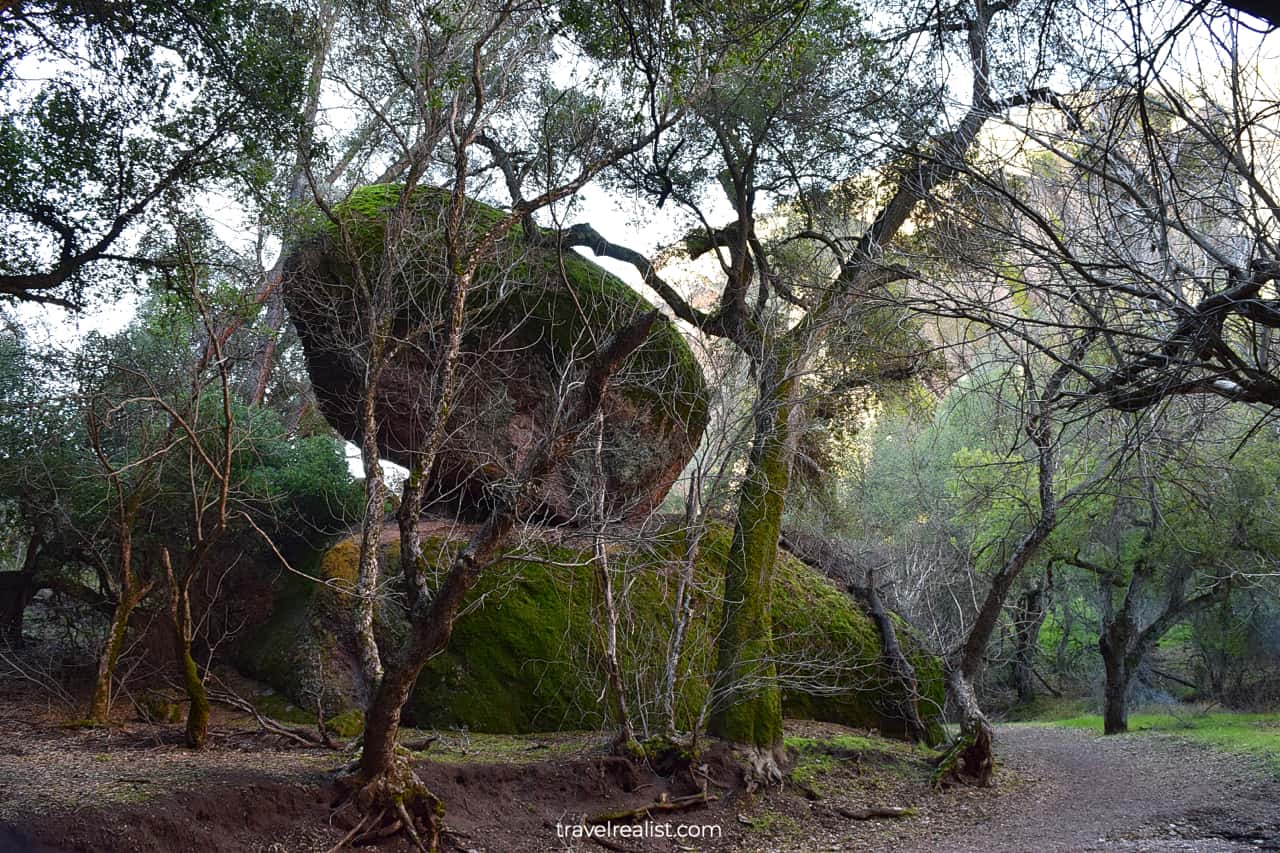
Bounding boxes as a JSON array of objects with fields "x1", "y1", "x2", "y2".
[{"x1": 1, "y1": 690, "x2": 1277, "y2": 852}]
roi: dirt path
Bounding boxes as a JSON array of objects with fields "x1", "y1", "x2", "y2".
[{"x1": 893, "y1": 724, "x2": 1280, "y2": 853}]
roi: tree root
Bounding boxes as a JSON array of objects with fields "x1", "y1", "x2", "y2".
[
  {"x1": 331, "y1": 760, "x2": 443, "y2": 852},
  {"x1": 931, "y1": 726, "x2": 994, "y2": 788},
  {"x1": 738, "y1": 743, "x2": 786, "y2": 791}
]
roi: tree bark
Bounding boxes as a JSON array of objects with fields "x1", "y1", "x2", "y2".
[
  {"x1": 660, "y1": 477, "x2": 703, "y2": 737},
  {"x1": 87, "y1": 531, "x2": 148, "y2": 723},
  {"x1": 1012, "y1": 584, "x2": 1048, "y2": 705},
  {"x1": 354, "y1": 384, "x2": 387, "y2": 697},
  {"x1": 857, "y1": 567, "x2": 928, "y2": 743},
  {"x1": 591, "y1": 411, "x2": 637, "y2": 751},
  {"x1": 935, "y1": 666, "x2": 996, "y2": 786},
  {"x1": 163, "y1": 548, "x2": 210, "y2": 748},
  {"x1": 0, "y1": 529, "x2": 41, "y2": 647},
  {"x1": 707, "y1": 354, "x2": 792, "y2": 775}
]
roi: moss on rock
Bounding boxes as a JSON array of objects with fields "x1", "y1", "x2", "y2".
[
  {"x1": 282, "y1": 184, "x2": 708, "y2": 521},
  {"x1": 237, "y1": 522, "x2": 944, "y2": 741}
]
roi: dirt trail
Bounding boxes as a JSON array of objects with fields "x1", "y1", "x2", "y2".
[{"x1": 894, "y1": 724, "x2": 1280, "y2": 853}]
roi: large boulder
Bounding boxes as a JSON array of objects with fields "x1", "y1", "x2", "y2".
[
  {"x1": 281, "y1": 184, "x2": 708, "y2": 520},
  {"x1": 235, "y1": 522, "x2": 946, "y2": 743}
]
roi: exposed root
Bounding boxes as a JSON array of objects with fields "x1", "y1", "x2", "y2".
[
  {"x1": 931, "y1": 724, "x2": 995, "y2": 788},
  {"x1": 740, "y1": 742, "x2": 787, "y2": 791},
  {"x1": 331, "y1": 759, "x2": 443, "y2": 852}
]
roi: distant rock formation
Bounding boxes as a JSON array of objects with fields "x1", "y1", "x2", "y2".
[{"x1": 281, "y1": 184, "x2": 708, "y2": 520}]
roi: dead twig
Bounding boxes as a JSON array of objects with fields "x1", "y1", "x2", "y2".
[{"x1": 206, "y1": 687, "x2": 337, "y2": 749}]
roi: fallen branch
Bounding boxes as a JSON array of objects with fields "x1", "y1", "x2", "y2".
[
  {"x1": 207, "y1": 688, "x2": 338, "y2": 749},
  {"x1": 1150, "y1": 667, "x2": 1199, "y2": 690},
  {"x1": 586, "y1": 792, "x2": 718, "y2": 824},
  {"x1": 403, "y1": 735, "x2": 438, "y2": 752},
  {"x1": 832, "y1": 805, "x2": 916, "y2": 820},
  {"x1": 1031, "y1": 665, "x2": 1063, "y2": 697}
]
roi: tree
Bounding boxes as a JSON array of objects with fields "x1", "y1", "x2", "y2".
[
  {"x1": 912, "y1": 4, "x2": 1280, "y2": 416},
  {"x1": 0, "y1": 0, "x2": 307, "y2": 308},
  {"x1": 555, "y1": 0, "x2": 1076, "y2": 778},
  {"x1": 1064, "y1": 409, "x2": 1277, "y2": 734}
]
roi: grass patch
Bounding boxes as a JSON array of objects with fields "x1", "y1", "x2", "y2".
[
  {"x1": 784, "y1": 729, "x2": 934, "y2": 796},
  {"x1": 1050, "y1": 708, "x2": 1280, "y2": 774},
  {"x1": 740, "y1": 808, "x2": 799, "y2": 834}
]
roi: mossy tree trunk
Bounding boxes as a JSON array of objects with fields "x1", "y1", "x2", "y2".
[
  {"x1": 707, "y1": 355, "x2": 793, "y2": 772},
  {"x1": 88, "y1": 522, "x2": 150, "y2": 724},
  {"x1": 162, "y1": 547, "x2": 210, "y2": 748},
  {"x1": 88, "y1": 585, "x2": 144, "y2": 722}
]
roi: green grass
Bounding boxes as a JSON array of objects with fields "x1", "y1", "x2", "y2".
[{"x1": 1051, "y1": 709, "x2": 1280, "y2": 773}]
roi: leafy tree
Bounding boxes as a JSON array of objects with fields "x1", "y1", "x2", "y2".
[{"x1": 0, "y1": 0, "x2": 308, "y2": 308}]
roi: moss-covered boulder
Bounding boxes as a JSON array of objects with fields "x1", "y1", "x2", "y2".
[
  {"x1": 236, "y1": 522, "x2": 945, "y2": 743},
  {"x1": 281, "y1": 184, "x2": 708, "y2": 520}
]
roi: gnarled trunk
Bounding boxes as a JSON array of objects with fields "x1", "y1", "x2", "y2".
[{"x1": 935, "y1": 666, "x2": 995, "y2": 786}]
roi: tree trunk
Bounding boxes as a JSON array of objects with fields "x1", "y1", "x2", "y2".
[
  {"x1": 1012, "y1": 585, "x2": 1047, "y2": 705},
  {"x1": 354, "y1": 387, "x2": 386, "y2": 697},
  {"x1": 591, "y1": 411, "x2": 637, "y2": 751},
  {"x1": 857, "y1": 568, "x2": 928, "y2": 743},
  {"x1": 0, "y1": 529, "x2": 42, "y2": 647},
  {"x1": 88, "y1": 588, "x2": 141, "y2": 722},
  {"x1": 707, "y1": 358, "x2": 792, "y2": 777},
  {"x1": 934, "y1": 666, "x2": 996, "y2": 786},
  {"x1": 1100, "y1": 637, "x2": 1131, "y2": 735},
  {"x1": 163, "y1": 548, "x2": 210, "y2": 748},
  {"x1": 88, "y1": 526, "x2": 150, "y2": 723},
  {"x1": 661, "y1": 480, "x2": 703, "y2": 737}
]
